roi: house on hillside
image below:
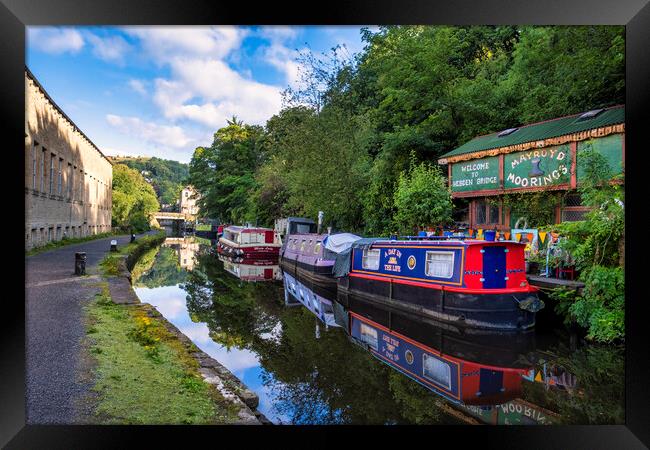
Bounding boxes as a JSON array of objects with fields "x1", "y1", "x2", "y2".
[
  {"x1": 180, "y1": 185, "x2": 200, "y2": 218},
  {"x1": 437, "y1": 105, "x2": 624, "y2": 231}
]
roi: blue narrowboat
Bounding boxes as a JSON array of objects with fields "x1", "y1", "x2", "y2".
[
  {"x1": 345, "y1": 297, "x2": 534, "y2": 406},
  {"x1": 336, "y1": 237, "x2": 544, "y2": 330}
]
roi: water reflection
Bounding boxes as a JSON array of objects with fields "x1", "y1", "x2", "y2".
[
  {"x1": 217, "y1": 253, "x2": 282, "y2": 282},
  {"x1": 131, "y1": 238, "x2": 624, "y2": 425}
]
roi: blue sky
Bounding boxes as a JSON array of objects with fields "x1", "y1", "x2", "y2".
[{"x1": 27, "y1": 26, "x2": 373, "y2": 163}]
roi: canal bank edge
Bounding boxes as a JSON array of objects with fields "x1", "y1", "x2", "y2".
[{"x1": 99, "y1": 233, "x2": 269, "y2": 425}]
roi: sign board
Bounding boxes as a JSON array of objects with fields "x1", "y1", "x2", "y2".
[
  {"x1": 577, "y1": 133, "x2": 624, "y2": 181},
  {"x1": 504, "y1": 144, "x2": 571, "y2": 189},
  {"x1": 450, "y1": 156, "x2": 500, "y2": 192}
]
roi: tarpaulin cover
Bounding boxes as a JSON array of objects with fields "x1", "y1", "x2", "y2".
[
  {"x1": 331, "y1": 238, "x2": 383, "y2": 278},
  {"x1": 322, "y1": 233, "x2": 362, "y2": 253}
]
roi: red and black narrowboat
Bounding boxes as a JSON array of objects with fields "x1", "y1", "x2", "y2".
[
  {"x1": 217, "y1": 225, "x2": 282, "y2": 258},
  {"x1": 336, "y1": 236, "x2": 544, "y2": 330}
]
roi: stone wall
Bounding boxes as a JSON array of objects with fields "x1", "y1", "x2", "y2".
[{"x1": 25, "y1": 69, "x2": 113, "y2": 250}]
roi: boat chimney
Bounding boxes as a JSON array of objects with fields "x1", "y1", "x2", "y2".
[{"x1": 317, "y1": 211, "x2": 324, "y2": 234}]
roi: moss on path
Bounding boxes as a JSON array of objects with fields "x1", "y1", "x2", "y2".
[{"x1": 84, "y1": 284, "x2": 240, "y2": 424}]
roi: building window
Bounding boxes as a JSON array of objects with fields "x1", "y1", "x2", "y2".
[
  {"x1": 32, "y1": 142, "x2": 38, "y2": 190},
  {"x1": 359, "y1": 323, "x2": 378, "y2": 350},
  {"x1": 58, "y1": 158, "x2": 63, "y2": 195},
  {"x1": 475, "y1": 199, "x2": 487, "y2": 224},
  {"x1": 425, "y1": 251, "x2": 455, "y2": 278},
  {"x1": 49, "y1": 154, "x2": 55, "y2": 194},
  {"x1": 41, "y1": 148, "x2": 46, "y2": 192},
  {"x1": 361, "y1": 248, "x2": 380, "y2": 270},
  {"x1": 68, "y1": 164, "x2": 73, "y2": 199},
  {"x1": 488, "y1": 204, "x2": 500, "y2": 225},
  {"x1": 422, "y1": 354, "x2": 452, "y2": 389},
  {"x1": 561, "y1": 192, "x2": 591, "y2": 222}
]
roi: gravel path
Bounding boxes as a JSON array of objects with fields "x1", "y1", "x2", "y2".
[{"x1": 25, "y1": 233, "x2": 152, "y2": 424}]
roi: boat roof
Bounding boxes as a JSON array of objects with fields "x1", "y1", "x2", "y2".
[
  {"x1": 225, "y1": 225, "x2": 273, "y2": 233},
  {"x1": 370, "y1": 238, "x2": 524, "y2": 247}
]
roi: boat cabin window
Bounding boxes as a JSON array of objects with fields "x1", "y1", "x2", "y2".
[
  {"x1": 289, "y1": 221, "x2": 317, "y2": 234},
  {"x1": 314, "y1": 241, "x2": 321, "y2": 254},
  {"x1": 359, "y1": 323, "x2": 378, "y2": 350},
  {"x1": 300, "y1": 240, "x2": 306, "y2": 252},
  {"x1": 425, "y1": 251, "x2": 454, "y2": 278},
  {"x1": 249, "y1": 233, "x2": 260, "y2": 244},
  {"x1": 361, "y1": 248, "x2": 381, "y2": 270},
  {"x1": 422, "y1": 354, "x2": 451, "y2": 389},
  {"x1": 291, "y1": 239, "x2": 298, "y2": 249}
]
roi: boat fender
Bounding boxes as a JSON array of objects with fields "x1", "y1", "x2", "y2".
[
  {"x1": 514, "y1": 217, "x2": 529, "y2": 229},
  {"x1": 513, "y1": 294, "x2": 545, "y2": 312}
]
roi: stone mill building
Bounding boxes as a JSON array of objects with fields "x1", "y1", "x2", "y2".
[{"x1": 25, "y1": 67, "x2": 112, "y2": 250}]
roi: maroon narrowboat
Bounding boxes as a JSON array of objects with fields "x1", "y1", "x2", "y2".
[{"x1": 217, "y1": 225, "x2": 281, "y2": 258}]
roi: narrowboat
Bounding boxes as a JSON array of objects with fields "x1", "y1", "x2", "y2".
[
  {"x1": 336, "y1": 236, "x2": 544, "y2": 330},
  {"x1": 282, "y1": 271, "x2": 341, "y2": 328},
  {"x1": 345, "y1": 296, "x2": 534, "y2": 406},
  {"x1": 218, "y1": 254, "x2": 282, "y2": 282},
  {"x1": 217, "y1": 225, "x2": 282, "y2": 258},
  {"x1": 279, "y1": 217, "x2": 360, "y2": 286}
]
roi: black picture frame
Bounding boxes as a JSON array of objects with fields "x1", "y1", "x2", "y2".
[{"x1": 3, "y1": 0, "x2": 649, "y2": 447}]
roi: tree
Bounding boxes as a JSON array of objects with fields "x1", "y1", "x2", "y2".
[
  {"x1": 393, "y1": 158, "x2": 452, "y2": 234},
  {"x1": 111, "y1": 163, "x2": 159, "y2": 232},
  {"x1": 189, "y1": 120, "x2": 267, "y2": 223}
]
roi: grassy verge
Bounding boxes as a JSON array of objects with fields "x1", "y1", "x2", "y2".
[
  {"x1": 195, "y1": 223, "x2": 212, "y2": 231},
  {"x1": 99, "y1": 231, "x2": 166, "y2": 277},
  {"x1": 26, "y1": 231, "x2": 119, "y2": 257},
  {"x1": 84, "y1": 284, "x2": 240, "y2": 424}
]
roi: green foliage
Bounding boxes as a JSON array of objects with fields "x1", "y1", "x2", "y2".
[
  {"x1": 187, "y1": 25, "x2": 623, "y2": 238},
  {"x1": 111, "y1": 164, "x2": 160, "y2": 232},
  {"x1": 393, "y1": 157, "x2": 452, "y2": 234},
  {"x1": 113, "y1": 156, "x2": 189, "y2": 207},
  {"x1": 500, "y1": 191, "x2": 559, "y2": 228},
  {"x1": 189, "y1": 118, "x2": 267, "y2": 224}
]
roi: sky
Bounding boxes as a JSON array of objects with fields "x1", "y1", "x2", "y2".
[{"x1": 27, "y1": 26, "x2": 374, "y2": 164}]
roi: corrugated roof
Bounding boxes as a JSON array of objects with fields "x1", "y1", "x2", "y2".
[{"x1": 440, "y1": 105, "x2": 624, "y2": 160}]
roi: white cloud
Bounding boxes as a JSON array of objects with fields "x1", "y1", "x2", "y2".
[
  {"x1": 123, "y1": 26, "x2": 247, "y2": 63},
  {"x1": 28, "y1": 27, "x2": 84, "y2": 54},
  {"x1": 106, "y1": 114, "x2": 195, "y2": 149},
  {"x1": 87, "y1": 33, "x2": 131, "y2": 64},
  {"x1": 120, "y1": 26, "x2": 286, "y2": 130},
  {"x1": 128, "y1": 79, "x2": 147, "y2": 96}
]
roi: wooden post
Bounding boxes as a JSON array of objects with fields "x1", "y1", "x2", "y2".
[{"x1": 570, "y1": 141, "x2": 578, "y2": 189}]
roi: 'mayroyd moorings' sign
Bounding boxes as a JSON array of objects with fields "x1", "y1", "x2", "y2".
[{"x1": 503, "y1": 144, "x2": 570, "y2": 189}]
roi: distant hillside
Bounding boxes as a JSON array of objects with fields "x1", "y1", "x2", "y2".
[{"x1": 108, "y1": 156, "x2": 189, "y2": 207}]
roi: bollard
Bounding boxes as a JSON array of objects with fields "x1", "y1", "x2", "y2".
[
  {"x1": 110, "y1": 239, "x2": 118, "y2": 252},
  {"x1": 75, "y1": 252, "x2": 86, "y2": 275}
]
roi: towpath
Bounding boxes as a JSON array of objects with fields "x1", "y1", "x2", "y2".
[{"x1": 25, "y1": 232, "x2": 153, "y2": 424}]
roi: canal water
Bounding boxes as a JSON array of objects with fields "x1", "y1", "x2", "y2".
[{"x1": 132, "y1": 236, "x2": 624, "y2": 425}]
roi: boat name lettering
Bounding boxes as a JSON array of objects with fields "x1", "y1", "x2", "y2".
[
  {"x1": 382, "y1": 335, "x2": 400, "y2": 347},
  {"x1": 386, "y1": 248, "x2": 402, "y2": 258},
  {"x1": 385, "y1": 249, "x2": 402, "y2": 272}
]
